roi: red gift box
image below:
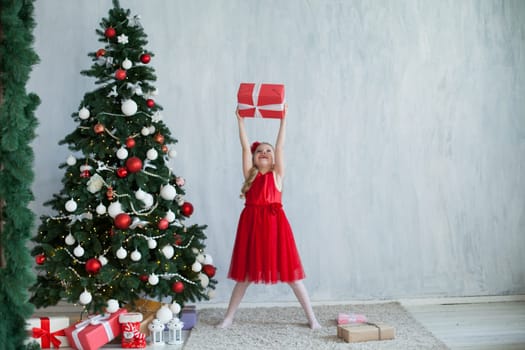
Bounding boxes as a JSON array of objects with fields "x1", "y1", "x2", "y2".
[
  {"x1": 65, "y1": 308, "x2": 126, "y2": 350},
  {"x1": 237, "y1": 83, "x2": 285, "y2": 118}
]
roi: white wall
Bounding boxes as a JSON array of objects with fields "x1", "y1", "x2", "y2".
[{"x1": 28, "y1": 0, "x2": 525, "y2": 304}]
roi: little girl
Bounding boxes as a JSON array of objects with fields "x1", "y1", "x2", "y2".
[{"x1": 219, "y1": 105, "x2": 321, "y2": 329}]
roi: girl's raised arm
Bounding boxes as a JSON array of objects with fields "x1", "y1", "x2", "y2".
[
  {"x1": 236, "y1": 108, "x2": 252, "y2": 179},
  {"x1": 273, "y1": 104, "x2": 287, "y2": 179}
]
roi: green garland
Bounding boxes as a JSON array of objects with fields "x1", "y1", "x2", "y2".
[{"x1": 0, "y1": 1, "x2": 40, "y2": 349}]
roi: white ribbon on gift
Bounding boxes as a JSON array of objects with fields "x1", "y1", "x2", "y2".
[
  {"x1": 71, "y1": 314, "x2": 114, "y2": 350},
  {"x1": 237, "y1": 83, "x2": 284, "y2": 118}
]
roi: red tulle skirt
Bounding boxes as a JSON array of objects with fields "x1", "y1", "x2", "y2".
[{"x1": 227, "y1": 203, "x2": 305, "y2": 284}]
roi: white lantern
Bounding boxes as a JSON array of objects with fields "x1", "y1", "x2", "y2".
[
  {"x1": 121, "y1": 99, "x2": 138, "y2": 116},
  {"x1": 148, "y1": 318, "x2": 164, "y2": 345},
  {"x1": 166, "y1": 317, "x2": 184, "y2": 345}
]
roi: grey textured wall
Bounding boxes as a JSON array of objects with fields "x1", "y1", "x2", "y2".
[{"x1": 29, "y1": 0, "x2": 525, "y2": 304}]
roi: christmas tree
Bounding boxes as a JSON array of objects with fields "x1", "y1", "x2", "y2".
[{"x1": 30, "y1": 0, "x2": 217, "y2": 313}]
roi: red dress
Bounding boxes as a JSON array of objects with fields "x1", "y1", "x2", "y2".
[{"x1": 228, "y1": 171, "x2": 305, "y2": 284}]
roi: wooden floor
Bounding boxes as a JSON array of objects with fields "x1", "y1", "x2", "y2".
[{"x1": 405, "y1": 301, "x2": 525, "y2": 350}]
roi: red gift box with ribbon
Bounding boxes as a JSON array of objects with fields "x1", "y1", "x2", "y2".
[
  {"x1": 64, "y1": 308, "x2": 127, "y2": 350},
  {"x1": 26, "y1": 316, "x2": 69, "y2": 348},
  {"x1": 237, "y1": 83, "x2": 285, "y2": 118}
]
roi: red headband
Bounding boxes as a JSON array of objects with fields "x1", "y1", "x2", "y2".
[{"x1": 250, "y1": 141, "x2": 260, "y2": 154}]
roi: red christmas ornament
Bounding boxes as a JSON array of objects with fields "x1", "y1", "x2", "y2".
[
  {"x1": 105, "y1": 27, "x2": 116, "y2": 38},
  {"x1": 173, "y1": 234, "x2": 183, "y2": 246},
  {"x1": 140, "y1": 53, "x2": 151, "y2": 64},
  {"x1": 157, "y1": 218, "x2": 169, "y2": 230},
  {"x1": 35, "y1": 254, "x2": 46, "y2": 265},
  {"x1": 202, "y1": 264, "x2": 216, "y2": 278},
  {"x1": 172, "y1": 281, "x2": 184, "y2": 293},
  {"x1": 96, "y1": 48, "x2": 106, "y2": 57},
  {"x1": 146, "y1": 99, "x2": 155, "y2": 108},
  {"x1": 85, "y1": 258, "x2": 102, "y2": 274},
  {"x1": 94, "y1": 123, "x2": 105, "y2": 134},
  {"x1": 126, "y1": 157, "x2": 143, "y2": 173},
  {"x1": 80, "y1": 170, "x2": 91, "y2": 178},
  {"x1": 181, "y1": 202, "x2": 194, "y2": 217},
  {"x1": 114, "y1": 213, "x2": 132, "y2": 230},
  {"x1": 139, "y1": 274, "x2": 149, "y2": 282},
  {"x1": 116, "y1": 167, "x2": 128, "y2": 178},
  {"x1": 115, "y1": 69, "x2": 127, "y2": 80},
  {"x1": 125, "y1": 137, "x2": 136, "y2": 148},
  {"x1": 106, "y1": 187, "x2": 114, "y2": 200},
  {"x1": 161, "y1": 145, "x2": 168, "y2": 153},
  {"x1": 153, "y1": 133, "x2": 164, "y2": 144}
]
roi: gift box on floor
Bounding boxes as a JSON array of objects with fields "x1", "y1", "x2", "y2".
[
  {"x1": 64, "y1": 308, "x2": 126, "y2": 350},
  {"x1": 180, "y1": 305, "x2": 197, "y2": 330},
  {"x1": 337, "y1": 322, "x2": 395, "y2": 343},
  {"x1": 26, "y1": 316, "x2": 70, "y2": 348},
  {"x1": 237, "y1": 83, "x2": 285, "y2": 118},
  {"x1": 125, "y1": 299, "x2": 161, "y2": 335}
]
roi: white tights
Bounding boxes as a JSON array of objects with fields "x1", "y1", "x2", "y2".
[{"x1": 218, "y1": 280, "x2": 321, "y2": 329}]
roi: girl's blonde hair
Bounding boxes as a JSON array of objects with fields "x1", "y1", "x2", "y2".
[{"x1": 240, "y1": 142, "x2": 273, "y2": 198}]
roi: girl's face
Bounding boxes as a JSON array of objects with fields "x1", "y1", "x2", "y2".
[{"x1": 253, "y1": 144, "x2": 274, "y2": 168}]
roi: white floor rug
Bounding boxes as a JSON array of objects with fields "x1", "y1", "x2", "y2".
[{"x1": 183, "y1": 302, "x2": 449, "y2": 349}]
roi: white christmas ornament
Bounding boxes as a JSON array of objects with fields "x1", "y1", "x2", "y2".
[
  {"x1": 122, "y1": 58, "x2": 132, "y2": 69},
  {"x1": 73, "y1": 245, "x2": 84, "y2": 257},
  {"x1": 117, "y1": 33, "x2": 129, "y2": 44},
  {"x1": 107, "y1": 201, "x2": 123, "y2": 218},
  {"x1": 191, "y1": 261, "x2": 202, "y2": 272},
  {"x1": 98, "y1": 255, "x2": 108, "y2": 266},
  {"x1": 148, "y1": 125, "x2": 156, "y2": 134},
  {"x1": 168, "y1": 149, "x2": 177, "y2": 158},
  {"x1": 141, "y1": 127, "x2": 150, "y2": 136},
  {"x1": 196, "y1": 254, "x2": 205, "y2": 263},
  {"x1": 65, "y1": 233, "x2": 76, "y2": 245},
  {"x1": 192, "y1": 248, "x2": 199, "y2": 254},
  {"x1": 147, "y1": 238, "x2": 157, "y2": 249},
  {"x1": 78, "y1": 107, "x2": 90, "y2": 120},
  {"x1": 165, "y1": 210, "x2": 176, "y2": 223},
  {"x1": 207, "y1": 289, "x2": 216, "y2": 299},
  {"x1": 135, "y1": 189, "x2": 146, "y2": 200},
  {"x1": 170, "y1": 302, "x2": 181, "y2": 314},
  {"x1": 156, "y1": 305, "x2": 173, "y2": 324},
  {"x1": 66, "y1": 155, "x2": 77, "y2": 166},
  {"x1": 79, "y1": 290, "x2": 92, "y2": 305},
  {"x1": 116, "y1": 147, "x2": 128, "y2": 159},
  {"x1": 160, "y1": 184, "x2": 176, "y2": 200},
  {"x1": 142, "y1": 193, "x2": 154, "y2": 208},
  {"x1": 199, "y1": 273, "x2": 209, "y2": 288},
  {"x1": 86, "y1": 174, "x2": 105, "y2": 193},
  {"x1": 146, "y1": 148, "x2": 158, "y2": 160},
  {"x1": 96, "y1": 203, "x2": 107, "y2": 215},
  {"x1": 203, "y1": 254, "x2": 214, "y2": 265},
  {"x1": 106, "y1": 299, "x2": 120, "y2": 313},
  {"x1": 116, "y1": 246, "x2": 127, "y2": 259},
  {"x1": 65, "y1": 199, "x2": 77, "y2": 212},
  {"x1": 130, "y1": 249, "x2": 142, "y2": 261},
  {"x1": 162, "y1": 245, "x2": 174, "y2": 259},
  {"x1": 121, "y1": 99, "x2": 138, "y2": 116},
  {"x1": 148, "y1": 274, "x2": 159, "y2": 285}
]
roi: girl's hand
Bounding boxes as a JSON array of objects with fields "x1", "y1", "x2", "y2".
[
  {"x1": 235, "y1": 107, "x2": 242, "y2": 121},
  {"x1": 283, "y1": 103, "x2": 288, "y2": 119}
]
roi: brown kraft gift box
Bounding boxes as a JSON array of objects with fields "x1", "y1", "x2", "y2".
[{"x1": 337, "y1": 322, "x2": 395, "y2": 343}]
